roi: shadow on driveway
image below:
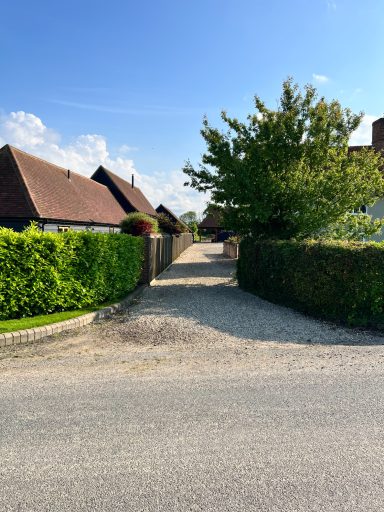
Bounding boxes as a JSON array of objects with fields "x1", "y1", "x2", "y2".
[{"x1": 137, "y1": 245, "x2": 384, "y2": 347}]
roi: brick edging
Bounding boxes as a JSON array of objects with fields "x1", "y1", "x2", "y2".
[{"x1": 0, "y1": 284, "x2": 147, "y2": 349}]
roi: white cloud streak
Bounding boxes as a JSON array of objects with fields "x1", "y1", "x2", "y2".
[
  {"x1": 48, "y1": 99, "x2": 205, "y2": 117},
  {"x1": 312, "y1": 73, "x2": 329, "y2": 84},
  {"x1": 0, "y1": 110, "x2": 208, "y2": 216}
]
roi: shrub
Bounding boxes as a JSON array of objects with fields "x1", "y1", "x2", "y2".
[
  {"x1": 0, "y1": 226, "x2": 144, "y2": 320},
  {"x1": 237, "y1": 238, "x2": 384, "y2": 327},
  {"x1": 157, "y1": 213, "x2": 182, "y2": 235},
  {"x1": 227, "y1": 235, "x2": 241, "y2": 243},
  {"x1": 120, "y1": 212, "x2": 159, "y2": 236}
]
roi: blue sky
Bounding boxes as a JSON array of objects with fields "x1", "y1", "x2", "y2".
[{"x1": 1, "y1": 0, "x2": 384, "y2": 214}]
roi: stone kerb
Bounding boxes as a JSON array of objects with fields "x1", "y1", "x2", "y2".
[{"x1": 0, "y1": 285, "x2": 146, "y2": 349}]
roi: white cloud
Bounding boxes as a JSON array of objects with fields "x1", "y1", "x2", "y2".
[
  {"x1": 0, "y1": 111, "x2": 59, "y2": 148},
  {"x1": 349, "y1": 114, "x2": 377, "y2": 146},
  {"x1": 139, "y1": 170, "x2": 209, "y2": 218},
  {"x1": 0, "y1": 110, "x2": 208, "y2": 216},
  {"x1": 312, "y1": 73, "x2": 329, "y2": 84},
  {"x1": 118, "y1": 144, "x2": 139, "y2": 154}
]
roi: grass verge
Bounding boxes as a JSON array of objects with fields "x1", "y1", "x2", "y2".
[{"x1": 0, "y1": 308, "x2": 100, "y2": 334}]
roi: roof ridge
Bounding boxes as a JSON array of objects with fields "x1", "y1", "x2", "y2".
[
  {"x1": 6, "y1": 145, "x2": 112, "y2": 190},
  {"x1": 99, "y1": 164, "x2": 134, "y2": 184},
  {"x1": 97, "y1": 164, "x2": 138, "y2": 186}
]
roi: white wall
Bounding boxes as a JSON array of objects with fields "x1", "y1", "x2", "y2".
[
  {"x1": 43, "y1": 224, "x2": 120, "y2": 234},
  {"x1": 366, "y1": 200, "x2": 384, "y2": 241}
]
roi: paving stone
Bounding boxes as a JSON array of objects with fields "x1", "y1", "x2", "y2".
[
  {"x1": 27, "y1": 330, "x2": 35, "y2": 343},
  {"x1": 4, "y1": 332, "x2": 13, "y2": 346},
  {"x1": 19, "y1": 330, "x2": 28, "y2": 344},
  {"x1": 12, "y1": 332, "x2": 21, "y2": 345},
  {"x1": 33, "y1": 328, "x2": 42, "y2": 341},
  {"x1": 45, "y1": 326, "x2": 53, "y2": 337}
]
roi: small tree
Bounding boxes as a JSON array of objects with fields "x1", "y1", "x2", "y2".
[
  {"x1": 120, "y1": 212, "x2": 159, "y2": 236},
  {"x1": 179, "y1": 210, "x2": 201, "y2": 234},
  {"x1": 180, "y1": 211, "x2": 198, "y2": 225},
  {"x1": 189, "y1": 221, "x2": 199, "y2": 236},
  {"x1": 183, "y1": 78, "x2": 384, "y2": 240},
  {"x1": 316, "y1": 212, "x2": 384, "y2": 241}
]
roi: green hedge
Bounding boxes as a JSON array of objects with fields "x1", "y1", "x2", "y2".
[
  {"x1": 237, "y1": 238, "x2": 384, "y2": 327},
  {"x1": 0, "y1": 227, "x2": 144, "y2": 320}
]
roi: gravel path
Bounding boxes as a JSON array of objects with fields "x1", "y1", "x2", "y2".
[{"x1": 1, "y1": 243, "x2": 384, "y2": 511}]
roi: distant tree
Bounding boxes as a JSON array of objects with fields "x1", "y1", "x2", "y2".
[
  {"x1": 189, "y1": 221, "x2": 199, "y2": 236},
  {"x1": 180, "y1": 211, "x2": 200, "y2": 235},
  {"x1": 180, "y1": 211, "x2": 198, "y2": 225},
  {"x1": 183, "y1": 78, "x2": 384, "y2": 240}
]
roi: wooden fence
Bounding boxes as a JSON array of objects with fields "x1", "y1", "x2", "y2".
[{"x1": 141, "y1": 233, "x2": 193, "y2": 283}]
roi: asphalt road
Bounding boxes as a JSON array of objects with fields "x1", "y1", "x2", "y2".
[{"x1": 1, "y1": 244, "x2": 384, "y2": 511}]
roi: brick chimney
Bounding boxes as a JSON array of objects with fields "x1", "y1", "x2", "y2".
[{"x1": 372, "y1": 118, "x2": 384, "y2": 152}]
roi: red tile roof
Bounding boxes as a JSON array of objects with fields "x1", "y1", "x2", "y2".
[
  {"x1": 156, "y1": 203, "x2": 191, "y2": 232},
  {"x1": 0, "y1": 145, "x2": 126, "y2": 225},
  {"x1": 92, "y1": 165, "x2": 157, "y2": 217}
]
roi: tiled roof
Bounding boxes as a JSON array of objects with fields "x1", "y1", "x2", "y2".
[
  {"x1": 92, "y1": 165, "x2": 157, "y2": 217},
  {"x1": 198, "y1": 211, "x2": 223, "y2": 229},
  {"x1": 156, "y1": 203, "x2": 191, "y2": 232},
  {"x1": 0, "y1": 145, "x2": 126, "y2": 225}
]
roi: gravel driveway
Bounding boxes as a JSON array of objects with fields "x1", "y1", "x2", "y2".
[{"x1": 1, "y1": 243, "x2": 384, "y2": 511}]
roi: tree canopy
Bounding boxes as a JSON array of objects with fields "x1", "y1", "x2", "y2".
[
  {"x1": 179, "y1": 211, "x2": 198, "y2": 225},
  {"x1": 183, "y1": 79, "x2": 384, "y2": 239},
  {"x1": 180, "y1": 211, "x2": 199, "y2": 234}
]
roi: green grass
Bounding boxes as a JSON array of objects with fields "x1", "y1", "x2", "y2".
[{"x1": 0, "y1": 308, "x2": 100, "y2": 334}]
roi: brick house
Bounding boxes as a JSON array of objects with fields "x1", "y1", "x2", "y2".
[
  {"x1": 0, "y1": 145, "x2": 156, "y2": 232},
  {"x1": 349, "y1": 117, "x2": 384, "y2": 239}
]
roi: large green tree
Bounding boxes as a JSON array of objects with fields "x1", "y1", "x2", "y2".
[{"x1": 183, "y1": 79, "x2": 384, "y2": 239}]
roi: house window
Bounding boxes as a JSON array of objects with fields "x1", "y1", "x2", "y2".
[
  {"x1": 352, "y1": 205, "x2": 367, "y2": 214},
  {"x1": 58, "y1": 226, "x2": 70, "y2": 232},
  {"x1": 109, "y1": 227, "x2": 115, "y2": 234}
]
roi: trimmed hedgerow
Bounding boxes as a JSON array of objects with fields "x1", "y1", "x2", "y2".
[
  {"x1": 237, "y1": 238, "x2": 384, "y2": 327},
  {"x1": 0, "y1": 226, "x2": 144, "y2": 320}
]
